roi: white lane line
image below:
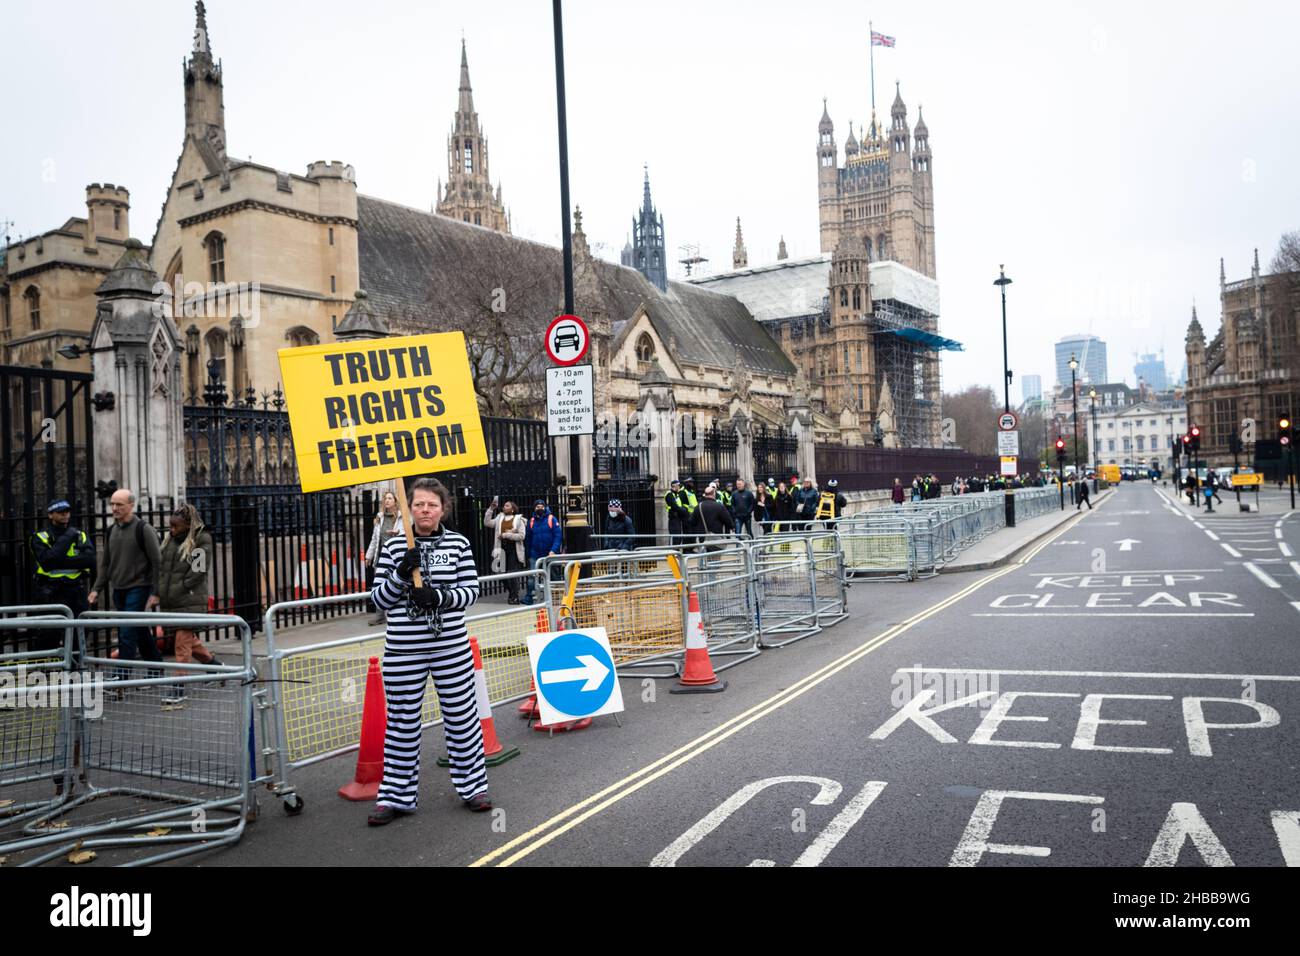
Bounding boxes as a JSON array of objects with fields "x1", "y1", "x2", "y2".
[
  {"x1": 1293, "y1": 602, "x2": 1300, "y2": 617},
  {"x1": 971, "y1": 612, "x2": 1254, "y2": 618},
  {"x1": 1277, "y1": 528, "x2": 1285, "y2": 539},
  {"x1": 1193, "y1": 522, "x2": 1205, "y2": 530},
  {"x1": 1221, "y1": 543, "x2": 1243, "y2": 558},
  {"x1": 1238, "y1": 547, "x2": 1281, "y2": 553},
  {"x1": 1291, "y1": 561, "x2": 1300, "y2": 579},
  {"x1": 1282, "y1": 543, "x2": 1294, "y2": 557},
  {"x1": 1245, "y1": 562, "x2": 1282, "y2": 588},
  {"x1": 895, "y1": 666, "x2": 1300, "y2": 682},
  {"x1": 1204, "y1": 530, "x2": 1220, "y2": 540}
]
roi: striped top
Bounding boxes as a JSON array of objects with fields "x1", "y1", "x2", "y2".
[{"x1": 372, "y1": 527, "x2": 479, "y2": 653}]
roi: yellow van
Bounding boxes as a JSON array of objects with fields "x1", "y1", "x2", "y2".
[{"x1": 1099, "y1": 464, "x2": 1121, "y2": 485}]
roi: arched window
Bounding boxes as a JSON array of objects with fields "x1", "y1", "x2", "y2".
[
  {"x1": 635, "y1": 333, "x2": 655, "y2": 363},
  {"x1": 852, "y1": 287, "x2": 861, "y2": 310},
  {"x1": 876, "y1": 234, "x2": 887, "y2": 260},
  {"x1": 205, "y1": 327, "x2": 227, "y2": 384},
  {"x1": 865, "y1": 237, "x2": 873, "y2": 260},
  {"x1": 463, "y1": 140, "x2": 473, "y2": 174},
  {"x1": 205, "y1": 232, "x2": 225, "y2": 283},
  {"x1": 839, "y1": 289, "x2": 848, "y2": 308},
  {"x1": 285, "y1": 326, "x2": 320, "y2": 348},
  {"x1": 24, "y1": 286, "x2": 41, "y2": 330}
]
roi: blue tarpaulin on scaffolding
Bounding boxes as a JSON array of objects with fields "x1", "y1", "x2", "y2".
[{"x1": 880, "y1": 326, "x2": 965, "y2": 351}]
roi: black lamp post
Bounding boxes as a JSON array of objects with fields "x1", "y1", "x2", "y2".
[
  {"x1": 994, "y1": 265, "x2": 1015, "y2": 527},
  {"x1": 1089, "y1": 387, "x2": 1099, "y2": 493},
  {"x1": 1069, "y1": 354, "x2": 1080, "y2": 481}
]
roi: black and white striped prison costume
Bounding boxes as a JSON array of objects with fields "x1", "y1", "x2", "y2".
[{"x1": 371, "y1": 527, "x2": 486, "y2": 809}]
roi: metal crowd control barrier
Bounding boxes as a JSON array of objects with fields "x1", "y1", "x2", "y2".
[
  {"x1": 0, "y1": 609, "x2": 254, "y2": 866},
  {"x1": 748, "y1": 534, "x2": 822, "y2": 646},
  {"x1": 541, "y1": 549, "x2": 689, "y2": 678},
  {"x1": 805, "y1": 531, "x2": 849, "y2": 627},
  {"x1": 685, "y1": 542, "x2": 761, "y2": 670},
  {"x1": 256, "y1": 569, "x2": 550, "y2": 812}
]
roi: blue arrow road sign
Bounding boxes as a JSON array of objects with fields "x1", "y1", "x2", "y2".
[{"x1": 529, "y1": 630, "x2": 622, "y2": 721}]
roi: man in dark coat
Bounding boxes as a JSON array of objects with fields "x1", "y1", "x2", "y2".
[{"x1": 731, "y1": 479, "x2": 756, "y2": 537}]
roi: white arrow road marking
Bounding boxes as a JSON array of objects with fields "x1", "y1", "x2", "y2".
[
  {"x1": 1115, "y1": 539, "x2": 1140, "y2": 551},
  {"x1": 540, "y1": 654, "x2": 610, "y2": 692},
  {"x1": 1245, "y1": 563, "x2": 1281, "y2": 588}
]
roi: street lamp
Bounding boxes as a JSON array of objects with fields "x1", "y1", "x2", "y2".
[
  {"x1": 1089, "y1": 387, "x2": 1099, "y2": 493},
  {"x1": 994, "y1": 265, "x2": 1015, "y2": 527},
  {"x1": 1069, "y1": 354, "x2": 1080, "y2": 497}
]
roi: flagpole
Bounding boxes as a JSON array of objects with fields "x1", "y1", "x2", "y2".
[{"x1": 869, "y1": 20, "x2": 876, "y2": 112}]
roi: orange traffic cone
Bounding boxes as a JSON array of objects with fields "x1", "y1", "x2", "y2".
[
  {"x1": 338, "y1": 656, "x2": 387, "y2": 800},
  {"x1": 440, "y1": 638, "x2": 520, "y2": 767},
  {"x1": 671, "y1": 590, "x2": 727, "y2": 694},
  {"x1": 518, "y1": 607, "x2": 549, "y2": 718}
]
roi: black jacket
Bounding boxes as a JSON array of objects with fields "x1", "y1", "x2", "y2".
[
  {"x1": 605, "y1": 513, "x2": 636, "y2": 550},
  {"x1": 731, "y1": 489, "x2": 756, "y2": 521},
  {"x1": 698, "y1": 498, "x2": 735, "y2": 536}
]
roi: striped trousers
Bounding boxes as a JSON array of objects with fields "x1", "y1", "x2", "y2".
[{"x1": 376, "y1": 639, "x2": 488, "y2": 810}]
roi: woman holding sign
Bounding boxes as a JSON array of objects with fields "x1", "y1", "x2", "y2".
[{"x1": 367, "y1": 477, "x2": 490, "y2": 825}]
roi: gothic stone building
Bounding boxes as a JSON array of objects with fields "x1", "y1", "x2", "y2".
[
  {"x1": 1185, "y1": 250, "x2": 1300, "y2": 466},
  {"x1": 818, "y1": 84, "x2": 936, "y2": 278}
]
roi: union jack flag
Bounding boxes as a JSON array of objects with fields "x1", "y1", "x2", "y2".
[{"x1": 871, "y1": 31, "x2": 895, "y2": 47}]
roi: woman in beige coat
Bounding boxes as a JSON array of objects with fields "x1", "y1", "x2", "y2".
[{"x1": 483, "y1": 498, "x2": 526, "y2": 603}]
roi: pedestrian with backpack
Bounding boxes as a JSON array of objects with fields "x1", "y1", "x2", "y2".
[
  {"x1": 89, "y1": 488, "x2": 163, "y2": 677},
  {"x1": 522, "y1": 499, "x2": 561, "y2": 605}
]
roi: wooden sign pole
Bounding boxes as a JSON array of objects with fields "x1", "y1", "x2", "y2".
[{"x1": 394, "y1": 478, "x2": 423, "y2": 588}]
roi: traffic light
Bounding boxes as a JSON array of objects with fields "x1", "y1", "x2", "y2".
[
  {"x1": 1281, "y1": 416, "x2": 1293, "y2": 448},
  {"x1": 1055, "y1": 437, "x2": 1067, "y2": 462},
  {"x1": 1189, "y1": 424, "x2": 1201, "y2": 455},
  {"x1": 1172, "y1": 436, "x2": 1182, "y2": 460}
]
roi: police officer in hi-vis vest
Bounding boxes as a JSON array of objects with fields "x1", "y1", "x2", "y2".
[{"x1": 29, "y1": 499, "x2": 96, "y2": 648}]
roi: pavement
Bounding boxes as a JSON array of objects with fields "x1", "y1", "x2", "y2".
[
  {"x1": 156, "y1": 481, "x2": 1295, "y2": 868},
  {"x1": 941, "y1": 486, "x2": 1113, "y2": 572}
]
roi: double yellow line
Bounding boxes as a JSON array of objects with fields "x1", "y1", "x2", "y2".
[{"x1": 470, "y1": 509, "x2": 1085, "y2": 867}]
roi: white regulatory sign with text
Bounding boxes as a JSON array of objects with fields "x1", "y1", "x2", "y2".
[
  {"x1": 997, "y1": 430, "x2": 1020, "y2": 456},
  {"x1": 547, "y1": 364, "x2": 594, "y2": 437}
]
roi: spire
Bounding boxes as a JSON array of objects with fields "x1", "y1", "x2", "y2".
[
  {"x1": 891, "y1": 81, "x2": 906, "y2": 117},
  {"x1": 1186, "y1": 302, "x2": 1205, "y2": 344},
  {"x1": 642, "y1": 164, "x2": 654, "y2": 214},
  {"x1": 1253, "y1": 247, "x2": 1260, "y2": 276},
  {"x1": 845, "y1": 120, "x2": 859, "y2": 155},
  {"x1": 819, "y1": 97, "x2": 833, "y2": 131},
  {"x1": 778, "y1": 236, "x2": 788, "y2": 260},
  {"x1": 732, "y1": 217, "x2": 748, "y2": 270},
  {"x1": 458, "y1": 38, "x2": 474, "y2": 115},
  {"x1": 915, "y1": 105, "x2": 928, "y2": 135},
  {"x1": 1219, "y1": 257, "x2": 1226, "y2": 290},
  {"x1": 192, "y1": 1, "x2": 212, "y2": 57}
]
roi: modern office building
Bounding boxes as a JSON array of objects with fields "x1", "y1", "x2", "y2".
[
  {"x1": 1021, "y1": 374, "x2": 1042, "y2": 404},
  {"x1": 1134, "y1": 352, "x2": 1168, "y2": 392},
  {"x1": 1055, "y1": 334, "x2": 1107, "y2": 387}
]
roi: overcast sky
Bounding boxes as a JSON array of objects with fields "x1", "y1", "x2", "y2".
[{"x1": 5, "y1": 0, "x2": 1297, "y2": 395}]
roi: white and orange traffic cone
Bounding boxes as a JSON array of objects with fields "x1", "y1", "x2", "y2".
[
  {"x1": 322, "y1": 548, "x2": 341, "y2": 596},
  {"x1": 670, "y1": 589, "x2": 727, "y2": 694},
  {"x1": 338, "y1": 657, "x2": 386, "y2": 800},
  {"x1": 291, "y1": 543, "x2": 313, "y2": 599},
  {"x1": 343, "y1": 546, "x2": 363, "y2": 591},
  {"x1": 440, "y1": 637, "x2": 520, "y2": 767}
]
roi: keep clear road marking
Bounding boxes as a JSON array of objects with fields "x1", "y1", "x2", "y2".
[
  {"x1": 895, "y1": 666, "x2": 1300, "y2": 683},
  {"x1": 468, "y1": 499, "x2": 1094, "y2": 867}
]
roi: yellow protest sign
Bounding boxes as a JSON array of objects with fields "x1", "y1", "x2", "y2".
[{"x1": 278, "y1": 332, "x2": 488, "y2": 493}]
